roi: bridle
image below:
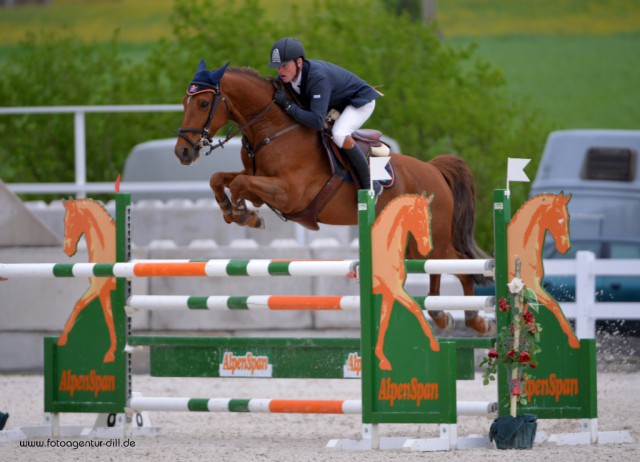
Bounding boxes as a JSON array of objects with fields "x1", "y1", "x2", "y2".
[
  {"x1": 175, "y1": 81, "x2": 300, "y2": 160},
  {"x1": 174, "y1": 81, "x2": 231, "y2": 154}
]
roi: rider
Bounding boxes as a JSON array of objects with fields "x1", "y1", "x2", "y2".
[{"x1": 268, "y1": 37, "x2": 383, "y2": 201}]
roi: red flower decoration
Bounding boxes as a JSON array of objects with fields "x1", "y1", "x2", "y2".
[
  {"x1": 518, "y1": 351, "x2": 531, "y2": 363},
  {"x1": 508, "y1": 350, "x2": 516, "y2": 359},
  {"x1": 488, "y1": 349, "x2": 499, "y2": 359},
  {"x1": 523, "y1": 311, "x2": 535, "y2": 325},
  {"x1": 530, "y1": 363, "x2": 537, "y2": 369},
  {"x1": 498, "y1": 297, "x2": 510, "y2": 312}
]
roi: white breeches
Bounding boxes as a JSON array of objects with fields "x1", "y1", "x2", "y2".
[{"x1": 331, "y1": 100, "x2": 376, "y2": 148}]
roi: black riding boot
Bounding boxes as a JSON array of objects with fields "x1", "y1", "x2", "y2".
[{"x1": 343, "y1": 144, "x2": 382, "y2": 201}]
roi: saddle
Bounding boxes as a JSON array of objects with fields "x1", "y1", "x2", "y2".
[
  {"x1": 281, "y1": 116, "x2": 396, "y2": 231},
  {"x1": 325, "y1": 108, "x2": 391, "y2": 160}
]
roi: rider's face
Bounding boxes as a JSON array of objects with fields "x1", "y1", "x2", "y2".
[{"x1": 277, "y1": 59, "x2": 300, "y2": 83}]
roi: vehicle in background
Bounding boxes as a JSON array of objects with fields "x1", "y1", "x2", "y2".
[
  {"x1": 530, "y1": 129, "x2": 640, "y2": 239},
  {"x1": 477, "y1": 130, "x2": 640, "y2": 334},
  {"x1": 122, "y1": 135, "x2": 402, "y2": 202}
]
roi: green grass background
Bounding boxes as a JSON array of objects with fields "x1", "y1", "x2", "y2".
[{"x1": 1, "y1": 0, "x2": 639, "y2": 130}]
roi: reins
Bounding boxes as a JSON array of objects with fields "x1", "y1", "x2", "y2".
[{"x1": 175, "y1": 81, "x2": 300, "y2": 161}]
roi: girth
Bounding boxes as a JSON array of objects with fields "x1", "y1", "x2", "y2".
[{"x1": 280, "y1": 129, "x2": 394, "y2": 230}]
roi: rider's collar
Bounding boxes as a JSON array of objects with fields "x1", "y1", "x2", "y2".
[{"x1": 291, "y1": 71, "x2": 302, "y2": 93}]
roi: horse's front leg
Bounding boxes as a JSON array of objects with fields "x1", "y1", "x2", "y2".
[
  {"x1": 210, "y1": 171, "x2": 244, "y2": 224},
  {"x1": 227, "y1": 174, "x2": 291, "y2": 229}
]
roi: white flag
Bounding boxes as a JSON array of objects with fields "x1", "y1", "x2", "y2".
[
  {"x1": 370, "y1": 157, "x2": 392, "y2": 184},
  {"x1": 507, "y1": 158, "x2": 531, "y2": 183}
]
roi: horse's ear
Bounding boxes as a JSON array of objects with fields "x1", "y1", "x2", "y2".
[
  {"x1": 210, "y1": 61, "x2": 231, "y2": 85},
  {"x1": 196, "y1": 59, "x2": 207, "y2": 73}
]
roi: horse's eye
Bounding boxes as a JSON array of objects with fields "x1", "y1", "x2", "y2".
[{"x1": 199, "y1": 100, "x2": 209, "y2": 109}]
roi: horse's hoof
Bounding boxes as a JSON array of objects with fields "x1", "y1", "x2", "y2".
[
  {"x1": 465, "y1": 316, "x2": 496, "y2": 336},
  {"x1": 57, "y1": 334, "x2": 68, "y2": 346},
  {"x1": 103, "y1": 351, "x2": 116, "y2": 363},
  {"x1": 255, "y1": 215, "x2": 265, "y2": 230},
  {"x1": 430, "y1": 312, "x2": 454, "y2": 330}
]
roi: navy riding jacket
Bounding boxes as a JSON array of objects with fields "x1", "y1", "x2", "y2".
[{"x1": 284, "y1": 59, "x2": 380, "y2": 130}]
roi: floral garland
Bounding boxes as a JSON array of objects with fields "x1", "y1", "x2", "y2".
[{"x1": 481, "y1": 266, "x2": 543, "y2": 413}]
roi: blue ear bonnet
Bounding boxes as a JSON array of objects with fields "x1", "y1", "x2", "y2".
[{"x1": 187, "y1": 60, "x2": 230, "y2": 95}]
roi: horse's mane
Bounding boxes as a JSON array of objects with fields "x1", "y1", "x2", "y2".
[{"x1": 228, "y1": 66, "x2": 279, "y2": 85}]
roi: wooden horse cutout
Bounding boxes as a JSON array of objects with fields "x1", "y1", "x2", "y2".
[
  {"x1": 508, "y1": 193, "x2": 579, "y2": 348},
  {"x1": 372, "y1": 194, "x2": 438, "y2": 370},
  {"x1": 57, "y1": 199, "x2": 117, "y2": 362},
  {"x1": 174, "y1": 60, "x2": 494, "y2": 335}
]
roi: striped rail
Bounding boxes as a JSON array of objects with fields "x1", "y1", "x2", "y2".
[
  {"x1": 0, "y1": 258, "x2": 494, "y2": 279},
  {"x1": 125, "y1": 294, "x2": 495, "y2": 312},
  {"x1": 0, "y1": 259, "x2": 358, "y2": 278},
  {"x1": 127, "y1": 396, "x2": 497, "y2": 416}
]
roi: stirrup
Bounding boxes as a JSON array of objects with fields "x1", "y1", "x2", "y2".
[{"x1": 373, "y1": 181, "x2": 383, "y2": 204}]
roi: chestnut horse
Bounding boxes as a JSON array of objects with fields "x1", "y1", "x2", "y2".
[{"x1": 174, "y1": 61, "x2": 494, "y2": 335}]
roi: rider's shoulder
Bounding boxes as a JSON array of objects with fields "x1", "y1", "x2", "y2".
[
  {"x1": 307, "y1": 59, "x2": 349, "y2": 80},
  {"x1": 307, "y1": 59, "x2": 341, "y2": 71}
]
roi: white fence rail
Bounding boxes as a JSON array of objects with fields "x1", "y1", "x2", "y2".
[
  {"x1": 0, "y1": 104, "x2": 183, "y2": 197},
  {"x1": 544, "y1": 251, "x2": 640, "y2": 338}
]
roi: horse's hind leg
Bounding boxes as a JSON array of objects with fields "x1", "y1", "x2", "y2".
[
  {"x1": 458, "y1": 274, "x2": 496, "y2": 335},
  {"x1": 426, "y1": 274, "x2": 454, "y2": 330}
]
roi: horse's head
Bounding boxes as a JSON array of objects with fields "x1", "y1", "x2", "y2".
[
  {"x1": 175, "y1": 60, "x2": 231, "y2": 165},
  {"x1": 546, "y1": 193, "x2": 572, "y2": 254},
  {"x1": 409, "y1": 193, "x2": 434, "y2": 257},
  {"x1": 62, "y1": 200, "x2": 83, "y2": 257}
]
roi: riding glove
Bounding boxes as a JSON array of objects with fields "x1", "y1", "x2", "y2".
[{"x1": 274, "y1": 90, "x2": 292, "y2": 112}]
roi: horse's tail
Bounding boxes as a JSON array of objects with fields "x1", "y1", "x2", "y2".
[{"x1": 430, "y1": 154, "x2": 490, "y2": 285}]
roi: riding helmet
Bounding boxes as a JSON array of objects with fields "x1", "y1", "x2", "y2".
[{"x1": 269, "y1": 37, "x2": 305, "y2": 68}]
